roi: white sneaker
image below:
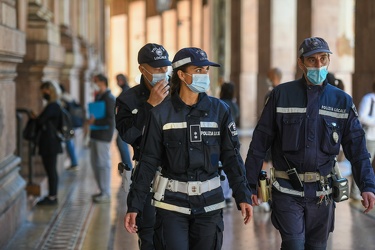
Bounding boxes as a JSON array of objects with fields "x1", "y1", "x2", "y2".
[
  {"x1": 259, "y1": 202, "x2": 271, "y2": 212},
  {"x1": 122, "y1": 171, "x2": 131, "y2": 193},
  {"x1": 350, "y1": 180, "x2": 362, "y2": 201},
  {"x1": 93, "y1": 194, "x2": 111, "y2": 203}
]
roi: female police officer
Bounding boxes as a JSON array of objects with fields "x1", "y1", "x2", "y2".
[{"x1": 125, "y1": 47, "x2": 253, "y2": 249}]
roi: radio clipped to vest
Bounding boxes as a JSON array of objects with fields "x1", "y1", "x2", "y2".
[
  {"x1": 331, "y1": 159, "x2": 349, "y2": 202},
  {"x1": 283, "y1": 155, "x2": 304, "y2": 190}
]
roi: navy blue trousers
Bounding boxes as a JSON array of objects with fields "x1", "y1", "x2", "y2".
[
  {"x1": 153, "y1": 208, "x2": 223, "y2": 250},
  {"x1": 271, "y1": 190, "x2": 335, "y2": 250}
]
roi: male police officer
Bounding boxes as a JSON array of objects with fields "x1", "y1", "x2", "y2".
[
  {"x1": 245, "y1": 37, "x2": 375, "y2": 250},
  {"x1": 116, "y1": 43, "x2": 171, "y2": 250}
]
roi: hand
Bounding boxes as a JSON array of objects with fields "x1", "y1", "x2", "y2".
[
  {"x1": 124, "y1": 212, "x2": 138, "y2": 233},
  {"x1": 239, "y1": 202, "x2": 253, "y2": 225},
  {"x1": 87, "y1": 115, "x2": 95, "y2": 125},
  {"x1": 361, "y1": 192, "x2": 375, "y2": 213},
  {"x1": 251, "y1": 194, "x2": 260, "y2": 206},
  {"x1": 147, "y1": 80, "x2": 170, "y2": 107},
  {"x1": 30, "y1": 111, "x2": 37, "y2": 119}
]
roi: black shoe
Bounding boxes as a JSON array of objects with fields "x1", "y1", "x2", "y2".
[
  {"x1": 91, "y1": 193, "x2": 102, "y2": 200},
  {"x1": 36, "y1": 197, "x2": 58, "y2": 206}
]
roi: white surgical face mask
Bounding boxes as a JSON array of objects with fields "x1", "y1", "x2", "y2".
[
  {"x1": 92, "y1": 84, "x2": 100, "y2": 91},
  {"x1": 142, "y1": 67, "x2": 168, "y2": 86},
  {"x1": 185, "y1": 73, "x2": 210, "y2": 93}
]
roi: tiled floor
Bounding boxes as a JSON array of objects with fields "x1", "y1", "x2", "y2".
[{"x1": 5, "y1": 135, "x2": 375, "y2": 250}]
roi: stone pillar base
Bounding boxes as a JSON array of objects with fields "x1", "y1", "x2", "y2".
[{"x1": 0, "y1": 156, "x2": 27, "y2": 249}]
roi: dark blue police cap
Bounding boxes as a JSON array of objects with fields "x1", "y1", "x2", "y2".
[
  {"x1": 138, "y1": 43, "x2": 171, "y2": 68},
  {"x1": 298, "y1": 37, "x2": 332, "y2": 57},
  {"x1": 172, "y1": 47, "x2": 220, "y2": 69}
]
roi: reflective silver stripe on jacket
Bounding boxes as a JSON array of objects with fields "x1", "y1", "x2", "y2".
[
  {"x1": 151, "y1": 200, "x2": 226, "y2": 215},
  {"x1": 272, "y1": 180, "x2": 332, "y2": 197}
]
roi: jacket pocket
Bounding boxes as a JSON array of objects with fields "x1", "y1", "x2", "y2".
[
  {"x1": 163, "y1": 140, "x2": 186, "y2": 173},
  {"x1": 321, "y1": 118, "x2": 341, "y2": 155},
  {"x1": 203, "y1": 138, "x2": 220, "y2": 174},
  {"x1": 281, "y1": 116, "x2": 303, "y2": 152}
]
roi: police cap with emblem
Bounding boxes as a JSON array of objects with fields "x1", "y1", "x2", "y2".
[
  {"x1": 138, "y1": 43, "x2": 172, "y2": 68},
  {"x1": 172, "y1": 47, "x2": 221, "y2": 69},
  {"x1": 298, "y1": 37, "x2": 332, "y2": 57}
]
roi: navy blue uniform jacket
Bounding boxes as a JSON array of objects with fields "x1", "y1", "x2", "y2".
[
  {"x1": 127, "y1": 92, "x2": 252, "y2": 214},
  {"x1": 245, "y1": 77, "x2": 375, "y2": 198},
  {"x1": 116, "y1": 77, "x2": 153, "y2": 161}
]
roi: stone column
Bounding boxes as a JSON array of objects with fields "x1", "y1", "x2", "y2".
[
  {"x1": 14, "y1": 1, "x2": 65, "y2": 196},
  {"x1": 78, "y1": 41, "x2": 97, "y2": 111},
  {"x1": 352, "y1": 0, "x2": 375, "y2": 105},
  {"x1": 238, "y1": 0, "x2": 258, "y2": 129},
  {"x1": 60, "y1": 25, "x2": 84, "y2": 101},
  {"x1": 296, "y1": 0, "x2": 354, "y2": 91},
  {"x1": 256, "y1": 0, "x2": 271, "y2": 118},
  {"x1": 0, "y1": 1, "x2": 27, "y2": 247},
  {"x1": 256, "y1": 0, "x2": 297, "y2": 117}
]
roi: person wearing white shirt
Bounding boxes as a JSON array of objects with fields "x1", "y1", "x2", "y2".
[{"x1": 359, "y1": 81, "x2": 375, "y2": 164}]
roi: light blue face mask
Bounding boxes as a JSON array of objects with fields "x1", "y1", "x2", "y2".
[
  {"x1": 305, "y1": 66, "x2": 328, "y2": 85},
  {"x1": 142, "y1": 67, "x2": 168, "y2": 86},
  {"x1": 185, "y1": 73, "x2": 210, "y2": 93}
]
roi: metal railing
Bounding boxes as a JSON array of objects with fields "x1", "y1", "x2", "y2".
[{"x1": 16, "y1": 108, "x2": 36, "y2": 185}]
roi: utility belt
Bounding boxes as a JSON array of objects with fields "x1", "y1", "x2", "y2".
[
  {"x1": 260, "y1": 166, "x2": 348, "y2": 203},
  {"x1": 152, "y1": 172, "x2": 221, "y2": 200},
  {"x1": 272, "y1": 168, "x2": 332, "y2": 197},
  {"x1": 152, "y1": 172, "x2": 223, "y2": 214}
]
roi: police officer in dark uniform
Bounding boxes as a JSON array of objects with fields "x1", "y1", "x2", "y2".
[
  {"x1": 245, "y1": 37, "x2": 375, "y2": 250},
  {"x1": 116, "y1": 43, "x2": 171, "y2": 250},
  {"x1": 124, "y1": 47, "x2": 253, "y2": 249}
]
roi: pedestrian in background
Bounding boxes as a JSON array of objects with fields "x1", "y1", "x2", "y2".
[
  {"x1": 264, "y1": 67, "x2": 283, "y2": 103},
  {"x1": 260, "y1": 68, "x2": 283, "y2": 212},
  {"x1": 115, "y1": 74, "x2": 133, "y2": 183},
  {"x1": 60, "y1": 84, "x2": 79, "y2": 171},
  {"x1": 116, "y1": 43, "x2": 171, "y2": 250},
  {"x1": 34, "y1": 81, "x2": 63, "y2": 205},
  {"x1": 219, "y1": 81, "x2": 240, "y2": 208},
  {"x1": 245, "y1": 37, "x2": 375, "y2": 249},
  {"x1": 124, "y1": 47, "x2": 253, "y2": 249},
  {"x1": 359, "y1": 81, "x2": 375, "y2": 168},
  {"x1": 88, "y1": 73, "x2": 116, "y2": 203}
]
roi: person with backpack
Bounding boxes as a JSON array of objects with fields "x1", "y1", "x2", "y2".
[
  {"x1": 60, "y1": 84, "x2": 79, "y2": 171},
  {"x1": 219, "y1": 81, "x2": 240, "y2": 208},
  {"x1": 115, "y1": 74, "x2": 133, "y2": 175},
  {"x1": 32, "y1": 81, "x2": 64, "y2": 205},
  {"x1": 88, "y1": 73, "x2": 116, "y2": 203}
]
